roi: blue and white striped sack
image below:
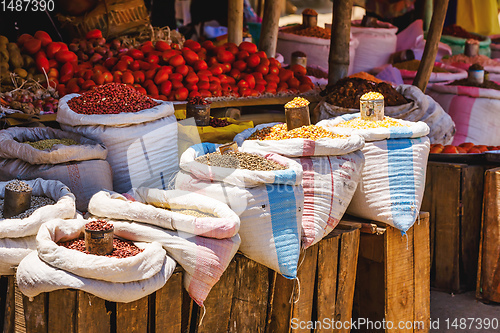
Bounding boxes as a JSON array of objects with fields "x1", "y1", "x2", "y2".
[
  {"x1": 318, "y1": 115, "x2": 430, "y2": 232},
  {"x1": 175, "y1": 143, "x2": 303, "y2": 278}
]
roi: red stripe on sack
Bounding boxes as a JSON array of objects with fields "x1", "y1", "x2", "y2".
[
  {"x1": 448, "y1": 95, "x2": 476, "y2": 145},
  {"x1": 300, "y1": 157, "x2": 316, "y2": 248},
  {"x1": 302, "y1": 139, "x2": 316, "y2": 156}
]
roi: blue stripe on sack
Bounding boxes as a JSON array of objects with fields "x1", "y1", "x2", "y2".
[
  {"x1": 266, "y1": 184, "x2": 300, "y2": 279},
  {"x1": 191, "y1": 142, "x2": 218, "y2": 157},
  {"x1": 389, "y1": 126, "x2": 414, "y2": 139},
  {"x1": 273, "y1": 169, "x2": 297, "y2": 185},
  {"x1": 341, "y1": 113, "x2": 358, "y2": 121},
  {"x1": 386, "y1": 138, "x2": 419, "y2": 233}
]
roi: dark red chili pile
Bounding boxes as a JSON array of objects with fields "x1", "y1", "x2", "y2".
[
  {"x1": 85, "y1": 219, "x2": 114, "y2": 231},
  {"x1": 442, "y1": 24, "x2": 485, "y2": 41},
  {"x1": 58, "y1": 238, "x2": 144, "y2": 258},
  {"x1": 67, "y1": 83, "x2": 160, "y2": 115},
  {"x1": 187, "y1": 96, "x2": 211, "y2": 105},
  {"x1": 209, "y1": 117, "x2": 231, "y2": 127}
]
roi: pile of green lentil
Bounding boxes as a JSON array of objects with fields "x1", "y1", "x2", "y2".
[
  {"x1": 195, "y1": 151, "x2": 287, "y2": 171},
  {"x1": 23, "y1": 138, "x2": 79, "y2": 150}
]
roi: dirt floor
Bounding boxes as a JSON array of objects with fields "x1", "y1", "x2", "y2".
[{"x1": 431, "y1": 291, "x2": 500, "y2": 332}]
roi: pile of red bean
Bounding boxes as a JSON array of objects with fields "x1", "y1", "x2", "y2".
[
  {"x1": 85, "y1": 220, "x2": 114, "y2": 231},
  {"x1": 67, "y1": 83, "x2": 160, "y2": 115},
  {"x1": 58, "y1": 238, "x2": 144, "y2": 258},
  {"x1": 209, "y1": 117, "x2": 231, "y2": 127}
]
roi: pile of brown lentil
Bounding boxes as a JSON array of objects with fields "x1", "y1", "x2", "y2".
[
  {"x1": 57, "y1": 237, "x2": 144, "y2": 258},
  {"x1": 85, "y1": 220, "x2": 114, "y2": 231},
  {"x1": 0, "y1": 196, "x2": 55, "y2": 219},
  {"x1": 24, "y1": 138, "x2": 79, "y2": 150},
  {"x1": 248, "y1": 124, "x2": 344, "y2": 141},
  {"x1": 196, "y1": 151, "x2": 287, "y2": 171},
  {"x1": 333, "y1": 117, "x2": 409, "y2": 130},
  {"x1": 67, "y1": 83, "x2": 159, "y2": 115},
  {"x1": 280, "y1": 25, "x2": 331, "y2": 39},
  {"x1": 5, "y1": 179, "x2": 31, "y2": 192}
]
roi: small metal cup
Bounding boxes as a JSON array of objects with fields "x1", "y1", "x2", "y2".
[
  {"x1": 3, "y1": 187, "x2": 31, "y2": 219},
  {"x1": 85, "y1": 227, "x2": 114, "y2": 255},
  {"x1": 392, "y1": 49, "x2": 415, "y2": 64},
  {"x1": 285, "y1": 106, "x2": 311, "y2": 131},
  {"x1": 291, "y1": 54, "x2": 307, "y2": 68},
  {"x1": 468, "y1": 69, "x2": 485, "y2": 84},
  {"x1": 464, "y1": 40, "x2": 479, "y2": 57},
  {"x1": 186, "y1": 104, "x2": 211, "y2": 126},
  {"x1": 361, "y1": 15, "x2": 378, "y2": 27},
  {"x1": 360, "y1": 98, "x2": 384, "y2": 121},
  {"x1": 302, "y1": 13, "x2": 318, "y2": 28},
  {"x1": 219, "y1": 141, "x2": 238, "y2": 154}
]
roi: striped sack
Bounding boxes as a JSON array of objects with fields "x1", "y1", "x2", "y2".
[
  {"x1": 319, "y1": 115, "x2": 430, "y2": 232},
  {"x1": 88, "y1": 189, "x2": 240, "y2": 239},
  {"x1": 175, "y1": 143, "x2": 303, "y2": 278},
  {"x1": 428, "y1": 83, "x2": 500, "y2": 145},
  {"x1": 234, "y1": 123, "x2": 365, "y2": 249}
]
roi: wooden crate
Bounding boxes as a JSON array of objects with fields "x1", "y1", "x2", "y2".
[
  {"x1": 350, "y1": 212, "x2": 430, "y2": 333},
  {"x1": 476, "y1": 167, "x2": 500, "y2": 303},
  {"x1": 266, "y1": 223, "x2": 361, "y2": 333},
  {"x1": 421, "y1": 162, "x2": 485, "y2": 293},
  {"x1": 0, "y1": 267, "x2": 188, "y2": 333}
]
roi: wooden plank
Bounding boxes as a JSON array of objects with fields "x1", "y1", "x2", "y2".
[
  {"x1": 431, "y1": 163, "x2": 462, "y2": 292},
  {"x1": 14, "y1": 282, "x2": 26, "y2": 333},
  {"x1": 155, "y1": 269, "x2": 184, "y2": 333},
  {"x1": 258, "y1": 0, "x2": 282, "y2": 57},
  {"x1": 413, "y1": 0, "x2": 449, "y2": 91},
  {"x1": 228, "y1": 0, "x2": 244, "y2": 45},
  {"x1": 22, "y1": 293, "x2": 47, "y2": 333},
  {"x1": 460, "y1": 166, "x2": 485, "y2": 290},
  {"x1": 413, "y1": 212, "x2": 430, "y2": 333},
  {"x1": 3, "y1": 276, "x2": 15, "y2": 333},
  {"x1": 76, "y1": 291, "x2": 110, "y2": 333},
  {"x1": 315, "y1": 235, "x2": 339, "y2": 333},
  {"x1": 477, "y1": 167, "x2": 500, "y2": 302},
  {"x1": 335, "y1": 229, "x2": 360, "y2": 333},
  {"x1": 229, "y1": 255, "x2": 269, "y2": 333},
  {"x1": 196, "y1": 259, "x2": 237, "y2": 332},
  {"x1": 385, "y1": 224, "x2": 415, "y2": 330},
  {"x1": 328, "y1": 0, "x2": 354, "y2": 85},
  {"x1": 48, "y1": 289, "x2": 77, "y2": 333},
  {"x1": 116, "y1": 296, "x2": 148, "y2": 333},
  {"x1": 291, "y1": 248, "x2": 318, "y2": 333},
  {"x1": 421, "y1": 161, "x2": 435, "y2": 263},
  {"x1": 266, "y1": 272, "x2": 294, "y2": 333}
]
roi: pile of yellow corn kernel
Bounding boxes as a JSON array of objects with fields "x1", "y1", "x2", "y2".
[
  {"x1": 360, "y1": 91, "x2": 384, "y2": 101},
  {"x1": 285, "y1": 97, "x2": 310, "y2": 108},
  {"x1": 333, "y1": 116, "x2": 410, "y2": 129},
  {"x1": 248, "y1": 124, "x2": 345, "y2": 141}
]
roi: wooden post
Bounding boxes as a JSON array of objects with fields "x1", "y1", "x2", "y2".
[
  {"x1": 228, "y1": 0, "x2": 244, "y2": 45},
  {"x1": 259, "y1": 0, "x2": 282, "y2": 57},
  {"x1": 328, "y1": 0, "x2": 353, "y2": 85},
  {"x1": 413, "y1": 0, "x2": 449, "y2": 91}
]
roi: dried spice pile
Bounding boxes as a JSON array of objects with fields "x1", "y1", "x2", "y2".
[
  {"x1": 209, "y1": 117, "x2": 231, "y2": 127},
  {"x1": 447, "y1": 79, "x2": 500, "y2": 90},
  {"x1": 394, "y1": 60, "x2": 449, "y2": 73},
  {"x1": 196, "y1": 151, "x2": 287, "y2": 171},
  {"x1": 0, "y1": 196, "x2": 55, "y2": 219},
  {"x1": 441, "y1": 54, "x2": 500, "y2": 67},
  {"x1": 320, "y1": 78, "x2": 409, "y2": 109},
  {"x1": 58, "y1": 238, "x2": 144, "y2": 258},
  {"x1": 333, "y1": 117, "x2": 409, "y2": 130},
  {"x1": 280, "y1": 25, "x2": 331, "y2": 39},
  {"x1": 24, "y1": 138, "x2": 79, "y2": 150},
  {"x1": 442, "y1": 24, "x2": 485, "y2": 41},
  {"x1": 248, "y1": 124, "x2": 344, "y2": 141},
  {"x1": 67, "y1": 83, "x2": 159, "y2": 115}
]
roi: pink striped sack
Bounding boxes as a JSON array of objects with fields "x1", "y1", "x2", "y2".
[
  {"x1": 234, "y1": 124, "x2": 365, "y2": 248},
  {"x1": 428, "y1": 83, "x2": 500, "y2": 145}
]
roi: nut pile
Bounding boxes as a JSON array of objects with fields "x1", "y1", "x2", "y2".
[
  {"x1": 0, "y1": 196, "x2": 55, "y2": 219},
  {"x1": 5, "y1": 179, "x2": 32, "y2": 192},
  {"x1": 209, "y1": 117, "x2": 231, "y2": 127},
  {"x1": 67, "y1": 83, "x2": 160, "y2": 115},
  {"x1": 333, "y1": 117, "x2": 409, "y2": 129},
  {"x1": 320, "y1": 77, "x2": 409, "y2": 109},
  {"x1": 85, "y1": 220, "x2": 114, "y2": 231},
  {"x1": 248, "y1": 124, "x2": 344, "y2": 141},
  {"x1": 196, "y1": 151, "x2": 287, "y2": 171},
  {"x1": 24, "y1": 138, "x2": 79, "y2": 150},
  {"x1": 58, "y1": 238, "x2": 144, "y2": 258},
  {"x1": 285, "y1": 97, "x2": 310, "y2": 108}
]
